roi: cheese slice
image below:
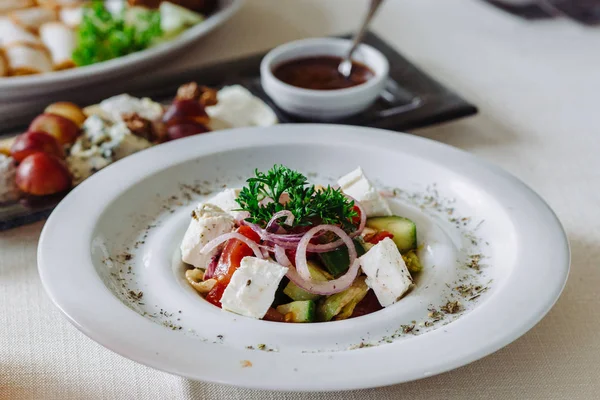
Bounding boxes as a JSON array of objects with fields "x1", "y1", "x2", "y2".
[
  {"x1": 9, "y1": 7, "x2": 57, "y2": 33},
  {"x1": 4, "y1": 43, "x2": 53, "y2": 75},
  {"x1": 0, "y1": 16, "x2": 41, "y2": 47},
  {"x1": 39, "y1": 22, "x2": 75, "y2": 70},
  {"x1": 0, "y1": 0, "x2": 35, "y2": 15}
]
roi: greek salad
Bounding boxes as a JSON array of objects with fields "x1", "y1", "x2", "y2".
[{"x1": 181, "y1": 165, "x2": 423, "y2": 323}]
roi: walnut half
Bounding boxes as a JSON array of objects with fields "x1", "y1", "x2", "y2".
[
  {"x1": 122, "y1": 112, "x2": 155, "y2": 142},
  {"x1": 176, "y1": 82, "x2": 218, "y2": 107}
]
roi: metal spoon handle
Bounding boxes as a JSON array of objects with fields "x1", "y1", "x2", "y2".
[
  {"x1": 348, "y1": 0, "x2": 385, "y2": 58},
  {"x1": 339, "y1": 0, "x2": 385, "y2": 77}
]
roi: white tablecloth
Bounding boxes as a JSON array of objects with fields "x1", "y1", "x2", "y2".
[{"x1": 2, "y1": 0, "x2": 599, "y2": 398}]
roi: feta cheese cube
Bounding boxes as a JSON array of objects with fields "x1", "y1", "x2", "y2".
[
  {"x1": 220, "y1": 257, "x2": 288, "y2": 319},
  {"x1": 206, "y1": 188, "x2": 245, "y2": 220},
  {"x1": 337, "y1": 167, "x2": 392, "y2": 217},
  {"x1": 180, "y1": 204, "x2": 235, "y2": 268},
  {"x1": 359, "y1": 237, "x2": 413, "y2": 307},
  {"x1": 206, "y1": 85, "x2": 278, "y2": 130}
]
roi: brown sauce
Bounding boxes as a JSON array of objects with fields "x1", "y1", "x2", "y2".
[{"x1": 273, "y1": 56, "x2": 374, "y2": 90}]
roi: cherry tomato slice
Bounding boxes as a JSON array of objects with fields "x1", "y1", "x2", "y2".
[
  {"x1": 205, "y1": 226, "x2": 261, "y2": 307},
  {"x1": 204, "y1": 283, "x2": 226, "y2": 307},
  {"x1": 366, "y1": 230, "x2": 394, "y2": 245}
]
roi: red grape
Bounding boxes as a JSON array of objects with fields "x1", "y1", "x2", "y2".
[
  {"x1": 16, "y1": 153, "x2": 71, "y2": 196},
  {"x1": 11, "y1": 131, "x2": 64, "y2": 162},
  {"x1": 29, "y1": 113, "x2": 80, "y2": 145}
]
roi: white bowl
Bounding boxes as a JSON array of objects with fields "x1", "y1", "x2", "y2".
[
  {"x1": 260, "y1": 38, "x2": 389, "y2": 120},
  {"x1": 38, "y1": 124, "x2": 569, "y2": 391}
]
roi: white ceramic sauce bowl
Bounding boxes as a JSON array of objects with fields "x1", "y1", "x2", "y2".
[{"x1": 260, "y1": 38, "x2": 389, "y2": 120}]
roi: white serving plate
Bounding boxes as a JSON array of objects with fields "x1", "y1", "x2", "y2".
[
  {"x1": 38, "y1": 124, "x2": 569, "y2": 391},
  {"x1": 0, "y1": 0, "x2": 243, "y2": 102}
]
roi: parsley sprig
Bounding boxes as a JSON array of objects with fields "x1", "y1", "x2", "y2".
[
  {"x1": 236, "y1": 165, "x2": 358, "y2": 231},
  {"x1": 73, "y1": 1, "x2": 162, "y2": 67}
]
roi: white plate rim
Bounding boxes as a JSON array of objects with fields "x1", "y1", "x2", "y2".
[
  {"x1": 37, "y1": 124, "x2": 570, "y2": 391},
  {"x1": 0, "y1": 0, "x2": 244, "y2": 96}
]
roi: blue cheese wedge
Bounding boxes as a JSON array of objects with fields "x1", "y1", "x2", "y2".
[
  {"x1": 337, "y1": 166, "x2": 392, "y2": 217},
  {"x1": 206, "y1": 188, "x2": 245, "y2": 220},
  {"x1": 66, "y1": 148, "x2": 111, "y2": 185},
  {"x1": 220, "y1": 257, "x2": 288, "y2": 319},
  {"x1": 104, "y1": 122, "x2": 152, "y2": 161},
  {"x1": 80, "y1": 115, "x2": 110, "y2": 146},
  {"x1": 180, "y1": 204, "x2": 235, "y2": 269},
  {"x1": 359, "y1": 237, "x2": 413, "y2": 307},
  {"x1": 72, "y1": 116, "x2": 152, "y2": 166}
]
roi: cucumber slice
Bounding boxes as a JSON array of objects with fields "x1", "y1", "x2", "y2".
[
  {"x1": 276, "y1": 300, "x2": 316, "y2": 323},
  {"x1": 318, "y1": 239, "x2": 366, "y2": 277},
  {"x1": 366, "y1": 216, "x2": 417, "y2": 252},
  {"x1": 283, "y1": 261, "x2": 332, "y2": 301},
  {"x1": 317, "y1": 276, "x2": 368, "y2": 322}
]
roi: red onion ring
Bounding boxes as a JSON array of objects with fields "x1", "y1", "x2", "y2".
[
  {"x1": 295, "y1": 225, "x2": 357, "y2": 280},
  {"x1": 274, "y1": 198, "x2": 365, "y2": 252},
  {"x1": 242, "y1": 221, "x2": 304, "y2": 242},
  {"x1": 275, "y1": 245, "x2": 360, "y2": 295},
  {"x1": 265, "y1": 210, "x2": 295, "y2": 233},
  {"x1": 242, "y1": 197, "x2": 366, "y2": 253},
  {"x1": 258, "y1": 243, "x2": 274, "y2": 258},
  {"x1": 295, "y1": 198, "x2": 366, "y2": 252},
  {"x1": 274, "y1": 245, "x2": 293, "y2": 268},
  {"x1": 199, "y1": 232, "x2": 264, "y2": 260},
  {"x1": 203, "y1": 255, "x2": 219, "y2": 280},
  {"x1": 234, "y1": 211, "x2": 251, "y2": 225}
]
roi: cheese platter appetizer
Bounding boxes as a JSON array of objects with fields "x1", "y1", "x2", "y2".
[
  {"x1": 180, "y1": 165, "x2": 422, "y2": 323},
  {"x1": 0, "y1": 0, "x2": 213, "y2": 77},
  {"x1": 0, "y1": 82, "x2": 277, "y2": 205}
]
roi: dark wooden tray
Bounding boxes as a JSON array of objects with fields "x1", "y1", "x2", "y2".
[{"x1": 0, "y1": 32, "x2": 477, "y2": 231}]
